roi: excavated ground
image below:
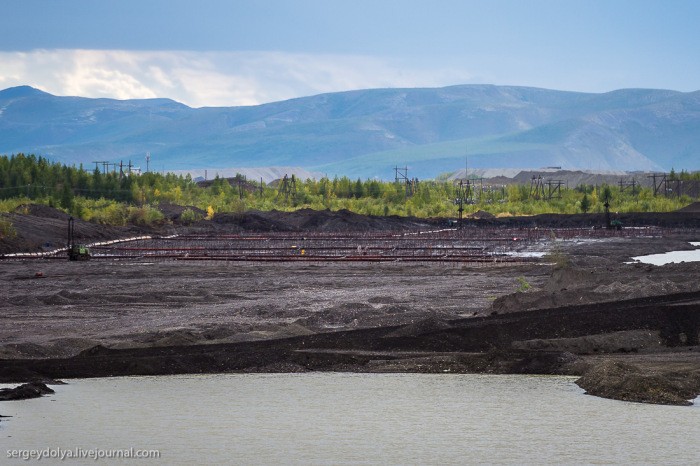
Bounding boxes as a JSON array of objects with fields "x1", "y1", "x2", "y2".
[
  {"x1": 0, "y1": 260, "x2": 548, "y2": 358},
  {"x1": 0, "y1": 205, "x2": 699, "y2": 405}
]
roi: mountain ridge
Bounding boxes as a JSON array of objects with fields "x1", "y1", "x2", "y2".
[{"x1": 1, "y1": 84, "x2": 698, "y2": 179}]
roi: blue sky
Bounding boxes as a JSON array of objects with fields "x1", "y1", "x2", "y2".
[{"x1": 1, "y1": 0, "x2": 699, "y2": 107}]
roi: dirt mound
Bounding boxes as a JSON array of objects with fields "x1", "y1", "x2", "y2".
[
  {"x1": 15, "y1": 204, "x2": 72, "y2": 220},
  {"x1": 576, "y1": 360, "x2": 700, "y2": 405},
  {"x1": 0, "y1": 382, "x2": 54, "y2": 401},
  {"x1": 214, "y1": 209, "x2": 430, "y2": 232},
  {"x1": 213, "y1": 211, "x2": 292, "y2": 231},
  {"x1": 158, "y1": 203, "x2": 206, "y2": 221},
  {"x1": 495, "y1": 259, "x2": 700, "y2": 314},
  {"x1": 467, "y1": 210, "x2": 496, "y2": 219},
  {"x1": 593, "y1": 277, "x2": 681, "y2": 298},
  {"x1": 1, "y1": 204, "x2": 140, "y2": 254},
  {"x1": 677, "y1": 202, "x2": 700, "y2": 213},
  {"x1": 461, "y1": 211, "x2": 700, "y2": 228},
  {"x1": 543, "y1": 267, "x2": 600, "y2": 292},
  {"x1": 493, "y1": 276, "x2": 692, "y2": 314}
]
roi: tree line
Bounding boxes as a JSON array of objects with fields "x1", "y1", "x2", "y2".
[{"x1": 0, "y1": 153, "x2": 696, "y2": 226}]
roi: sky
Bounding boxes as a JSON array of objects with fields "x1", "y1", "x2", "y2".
[{"x1": 1, "y1": 0, "x2": 699, "y2": 107}]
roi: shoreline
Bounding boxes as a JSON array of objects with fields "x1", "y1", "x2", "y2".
[{"x1": 2, "y1": 290, "x2": 698, "y2": 405}]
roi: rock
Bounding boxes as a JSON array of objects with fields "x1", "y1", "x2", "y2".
[{"x1": 0, "y1": 382, "x2": 55, "y2": 401}]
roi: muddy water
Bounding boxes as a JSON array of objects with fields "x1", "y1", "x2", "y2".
[{"x1": 2, "y1": 373, "x2": 699, "y2": 465}]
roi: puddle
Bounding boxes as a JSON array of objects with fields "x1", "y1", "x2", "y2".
[
  {"x1": 631, "y1": 242, "x2": 700, "y2": 265},
  {"x1": 505, "y1": 251, "x2": 547, "y2": 258}
]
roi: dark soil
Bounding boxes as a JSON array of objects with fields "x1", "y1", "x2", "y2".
[
  {"x1": 0, "y1": 204, "x2": 699, "y2": 405},
  {"x1": 576, "y1": 359, "x2": 700, "y2": 406},
  {"x1": 677, "y1": 201, "x2": 700, "y2": 213},
  {"x1": 0, "y1": 382, "x2": 54, "y2": 401},
  {"x1": 1, "y1": 290, "x2": 698, "y2": 404},
  {"x1": 0, "y1": 204, "x2": 154, "y2": 254}
]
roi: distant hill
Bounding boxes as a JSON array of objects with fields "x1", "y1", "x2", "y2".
[{"x1": 1, "y1": 84, "x2": 698, "y2": 179}]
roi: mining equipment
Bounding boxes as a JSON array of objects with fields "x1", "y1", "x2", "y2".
[{"x1": 67, "y1": 216, "x2": 90, "y2": 261}]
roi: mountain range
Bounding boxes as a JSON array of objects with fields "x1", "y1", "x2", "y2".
[{"x1": 0, "y1": 84, "x2": 698, "y2": 179}]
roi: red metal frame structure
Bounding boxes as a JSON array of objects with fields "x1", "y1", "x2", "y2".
[{"x1": 76, "y1": 226, "x2": 661, "y2": 263}]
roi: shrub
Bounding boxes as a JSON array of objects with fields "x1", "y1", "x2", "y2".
[
  {"x1": 0, "y1": 217, "x2": 16, "y2": 239},
  {"x1": 180, "y1": 208, "x2": 202, "y2": 225},
  {"x1": 516, "y1": 276, "x2": 531, "y2": 292},
  {"x1": 127, "y1": 205, "x2": 164, "y2": 225}
]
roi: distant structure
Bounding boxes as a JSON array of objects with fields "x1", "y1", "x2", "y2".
[
  {"x1": 618, "y1": 177, "x2": 639, "y2": 195},
  {"x1": 647, "y1": 172, "x2": 700, "y2": 199},
  {"x1": 394, "y1": 166, "x2": 418, "y2": 196},
  {"x1": 454, "y1": 179, "x2": 472, "y2": 225},
  {"x1": 545, "y1": 179, "x2": 564, "y2": 199},
  {"x1": 92, "y1": 161, "x2": 110, "y2": 174},
  {"x1": 529, "y1": 175, "x2": 546, "y2": 200},
  {"x1": 277, "y1": 174, "x2": 297, "y2": 202},
  {"x1": 92, "y1": 160, "x2": 139, "y2": 177},
  {"x1": 648, "y1": 173, "x2": 667, "y2": 196},
  {"x1": 530, "y1": 175, "x2": 564, "y2": 200}
]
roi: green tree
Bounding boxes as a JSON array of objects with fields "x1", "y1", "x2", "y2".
[
  {"x1": 353, "y1": 178, "x2": 365, "y2": 198},
  {"x1": 580, "y1": 194, "x2": 591, "y2": 213},
  {"x1": 59, "y1": 182, "x2": 74, "y2": 210}
]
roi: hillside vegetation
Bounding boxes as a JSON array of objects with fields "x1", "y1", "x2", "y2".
[{"x1": 0, "y1": 154, "x2": 696, "y2": 228}]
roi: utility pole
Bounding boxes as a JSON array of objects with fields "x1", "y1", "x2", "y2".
[
  {"x1": 457, "y1": 180, "x2": 465, "y2": 227},
  {"x1": 92, "y1": 161, "x2": 109, "y2": 174},
  {"x1": 277, "y1": 174, "x2": 297, "y2": 203},
  {"x1": 237, "y1": 175, "x2": 245, "y2": 200},
  {"x1": 648, "y1": 173, "x2": 666, "y2": 196}
]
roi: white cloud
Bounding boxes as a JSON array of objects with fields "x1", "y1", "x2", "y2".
[
  {"x1": 59, "y1": 51, "x2": 159, "y2": 100},
  {"x1": 0, "y1": 49, "x2": 473, "y2": 107}
]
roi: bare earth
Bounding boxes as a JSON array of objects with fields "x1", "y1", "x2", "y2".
[
  {"x1": 0, "y1": 206, "x2": 699, "y2": 405},
  {"x1": 0, "y1": 260, "x2": 548, "y2": 358}
]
